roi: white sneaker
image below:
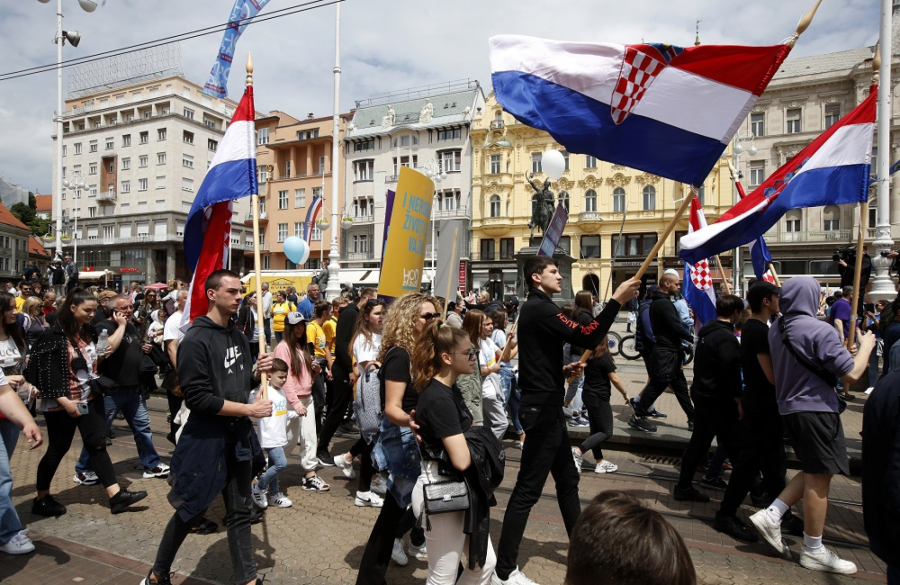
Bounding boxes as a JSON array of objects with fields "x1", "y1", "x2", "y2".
[
  {"x1": 371, "y1": 474, "x2": 387, "y2": 494},
  {"x1": 270, "y1": 492, "x2": 293, "y2": 508},
  {"x1": 391, "y1": 538, "x2": 409, "y2": 566},
  {"x1": 0, "y1": 530, "x2": 35, "y2": 555},
  {"x1": 142, "y1": 463, "x2": 170, "y2": 479},
  {"x1": 571, "y1": 448, "x2": 583, "y2": 472},
  {"x1": 251, "y1": 483, "x2": 268, "y2": 509},
  {"x1": 355, "y1": 491, "x2": 384, "y2": 508},
  {"x1": 800, "y1": 546, "x2": 857, "y2": 574},
  {"x1": 492, "y1": 567, "x2": 540, "y2": 585},
  {"x1": 865, "y1": 386, "x2": 875, "y2": 395},
  {"x1": 749, "y1": 509, "x2": 786, "y2": 555},
  {"x1": 73, "y1": 471, "x2": 98, "y2": 486},
  {"x1": 595, "y1": 460, "x2": 618, "y2": 474},
  {"x1": 335, "y1": 452, "x2": 356, "y2": 479},
  {"x1": 407, "y1": 541, "x2": 427, "y2": 561}
]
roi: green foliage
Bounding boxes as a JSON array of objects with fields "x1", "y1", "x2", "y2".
[
  {"x1": 29, "y1": 217, "x2": 50, "y2": 237},
  {"x1": 10, "y1": 202, "x2": 35, "y2": 225},
  {"x1": 28, "y1": 193, "x2": 36, "y2": 210}
]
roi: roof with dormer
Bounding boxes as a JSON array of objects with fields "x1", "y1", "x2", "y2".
[{"x1": 345, "y1": 86, "x2": 482, "y2": 140}]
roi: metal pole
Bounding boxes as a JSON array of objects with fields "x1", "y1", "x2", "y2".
[
  {"x1": 324, "y1": 2, "x2": 342, "y2": 301},
  {"x1": 731, "y1": 145, "x2": 741, "y2": 296},
  {"x1": 55, "y1": 0, "x2": 64, "y2": 262}
]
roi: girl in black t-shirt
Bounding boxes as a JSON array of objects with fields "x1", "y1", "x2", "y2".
[
  {"x1": 572, "y1": 335, "x2": 629, "y2": 474},
  {"x1": 410, "y1": 319, "x2": 496, "y2": 584}
]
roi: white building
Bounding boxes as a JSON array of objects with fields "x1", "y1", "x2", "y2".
[
  {"x1": 340, "y1": 81, "x2": 484, "y2": 286},
  {"x1": 52, "y1": 75, "x2": 254, "y2": 286}
]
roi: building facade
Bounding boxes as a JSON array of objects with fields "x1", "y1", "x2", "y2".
[
  {"x1": 52, "y1": 75, "x2": 254, "y2": 287},
  {"x1": 340, "y1": 81, "x2": 484, "y2": 287},
  {"x1": 0, "y1": 203, "x2": 39, "y2": 282},
  {"x1": 469, "y1": 93, "x2": 734, "y2": 300}
]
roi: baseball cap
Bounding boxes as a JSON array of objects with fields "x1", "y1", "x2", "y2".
[
  {"x1": 286, "y1": 311, "x2": 306, "y2": 325},
  {"x1": 747, "y1": 281, "x2": 780, "y2": 306}
]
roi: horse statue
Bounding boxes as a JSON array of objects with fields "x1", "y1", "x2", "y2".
[{"x1": 526, "y1": 173, "x2": 556, "y2": 239}]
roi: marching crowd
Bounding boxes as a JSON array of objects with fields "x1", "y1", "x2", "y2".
[{"x1": 0, "y1": 254, "x2": 898, "y2": 585}]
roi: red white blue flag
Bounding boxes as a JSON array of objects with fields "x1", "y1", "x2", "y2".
[
  {"x1": 183, "y1": 85, "x2": 257, "y2": 323},
  {"x1": 489, "y1": 35, "x2": 790, "y2": 186},
  {"x1": 732, "y1": 170, "x2": 776, "y2": 283},
  {"x1": 683, "y1": 197, "x2": 717, "y2": 328},
  {"x1": 303, "y1": 196, "x2": 323, "y2": 243}
]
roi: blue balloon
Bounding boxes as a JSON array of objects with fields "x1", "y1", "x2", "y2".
[{"x1": 284, "y1": 236, "x2": 310, "y2": 265}]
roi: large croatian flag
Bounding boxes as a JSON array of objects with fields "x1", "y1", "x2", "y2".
[
  {"x1": 303, "y1": 196, "x2": 323, "y2": 243},
  {"x1": 489, "y1": 35, "x2": 790, "y2": 186},
  {"x1": 681, "y1": 88, "x2": 876, "y2": 264},
  {"x1": 683, "y1": 197, "x2": 717, "y2": 328},
  {"x1": 183, "y1": 86, "x2": 258, "y2": 323}
]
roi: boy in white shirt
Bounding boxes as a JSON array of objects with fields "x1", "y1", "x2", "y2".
[{"x1": 251, "y1": 359, "x2": 296, "y2": 509}]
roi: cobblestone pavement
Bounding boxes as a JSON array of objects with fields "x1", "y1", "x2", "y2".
[{"x1": 0, "y1": 347, "x2": 886, "y2": 584}]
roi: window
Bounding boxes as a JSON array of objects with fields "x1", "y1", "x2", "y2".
[
  {"x1": 89, "y1": 140, "x2": 98, "y2": 153},
  {"x1": 139, "y1": 131, "x2": 148, "y2": 144},
  {"x1": 74, "y1": 142, "x2": 82, "y2": 155},
  {"x1": 208, "y1": 139, "x2": 218, "y2": 151},
  {"x1": 122, "y1": 157, "x2": 130, "y2": 170},
  {"x1": 156, "y1": 199, "x2": 165, "y2": 211},
  {"x1": 294, "y1": 222, "x2": 304, "y2": 238},
  {"x1": 439, "y1": 150, "x2": 461, "y2": 172},
  {"x1": 89, "y1": 163, "x2": 97, "y2": 175},
  {"x1": 103, "y1": 225, "x2": 115, "y2": 238},
  {"x1": 121, "y1": 180, "x2": 131, "y2": 193},
  {"x1": 154, "y1": 221, "x2": 167, "y2": 236},
  {"x1": 297, "y1": 129, "x2": 319, "y2": 141},
  {"x1": 182, "y1": 154, "x2": 193, "y2": 168},
  {"x1": 584, "y1": 190, "x2": 597, "y2": 212},
  {"x1": 489, "y1": 195, "x2": 501, "y2": 217},
  {"x1": 258, "y1": 229, "x2": 266, "y2": 249},
  {"x1": 354, "y1": 138, "x2": 375, "y2": 152},
  {"x1": 785, "y1": 210, "x2": 801, "y2": 233},
  {"x1": 561, "y1": 151, "x2": 569, "y2": 171},
  {"x1": 749, "y1": 162, "x2": 765, "y2": 187},
  {"x1": 697, "y1": 184, "x2": 705, "y2": 206},
  {"x1": 558, "y1": 190, "x2": 569, "y2": 211},
  {"x1": 786, "y1": 108, "x2": 801, "y2": 134},
  {"x1": 612, "y1": 233, "x2": 658, "y2": 256},
  {"x1": 122, "y1": 134, "x2": 131, "y2": 147},
  {"x1": 437, "y1": 128, "x2": 461, "y2": 141},
  {"x1": 157, "y1": 152, "x2": 167, "y2": 165},
  {"x1": 642, "y1": 186, "x2": 656, "y2": 211},
  {"x1": 353, "y1": 234, "x2": 369, "y2": 254},
  {"x1": 62, "y1": 145, "x2": 67, "y2": 157},
  {"x1": 531, "y1": 153, "x2": 542, "y2": 173},
  {"x1": 277, "y1": 223, "x2": 288, "y2": 242},
  {"x1": 88, "y1": 186, "x2": 97, "y2": 197},
  {"x1": 182, "y1": 178, "x2": 194, "y2": 192},
  {"x1": 294, "y1": 188, "x2": 306, "y2": 208},
  {"x1": 500, "y1": 238, "x2": 516, "y2": 260},
  {"x1": 311, "y1": 226, "x2": 322, "y2": 241},
  {"x1": 105, "y1": 138, "x2": 114, "y2": 150},
  {"x1": 183, "y1": 108, "x2": 194, "y2": 120},
  {"x1": 613, "y1": 187, "x2": 626, "y2": 212},
  {"x1": 284, "y1": 161, "x2": 291, "y2": 178},
  {"x1": 139, "y1": 155, "x2": 148, "y2": 168},
  {"x1": 278, "y1": 190, "x2": 288, "y2": 210},
  {"x1": 480, "y1": 238, "x2": 495, "y2": 261},
  {"x1": 750, "y1": 113, "x2": 765, "y2": 137},
  {"x1": 400, "y1": 135, "x2": 410, "y2": 147},
  {"x1": 312, "y1": 186, "x2": 323, "y2": 199},
  {"x1": 825, "y1": 105, "x2": 840, "y2": 129},
  {"x1": 392, "y1": 155, "x2": 418, "y2": 175},
  {"x1": 87, "y1": 226, "x2": 98, "y2": 239},
  {"x1": 158, "y1": 128, "x2": 167, "y2": 141},
  {"x1": 354, "y1": 160, "x2": 374, "y2": 182},
  {"x1": 183, "y1": 131, "x2": 194, "y2": 144},
  {"x1": 585, "y1": 155, "x2": 597, "y2": 169},
  {"x1": 580, "y1": 235, "x2": 601, "y2": 258},
  {"x1": 136, "y1": 221, "x2": 150, "y2": 236},
  {"x1": 490, "y1": 155, "x2": 501, "y2": 174},
  {"x1": 138, "y1": 178, "x2": 148, "y2": 191},
  {"x1": 156, "y1": 176, "x2": 166, "y2": 189},
  {"x1": 823, "y1": 205, "x2": 840, "y2": 231},
  {"x1": 259, "y1": 166, "x2": 268, "y2": 183}
]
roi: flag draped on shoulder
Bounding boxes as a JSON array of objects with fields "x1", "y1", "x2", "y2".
[
  {"x1": 683, "y1": 197, "x2": 717, "y2": 328},
  {"x1": 203, "y1": 0, "x2": 272, "y2": 98},
  {"x1": 489, "y1": 35, "x2": 790, "y2": 186},
  {"x1": 680, "y1": 88, "x2": 877, "y2": 265},
  {"x1": 183, "y1": 85, "x2": 258, "y2": 324}
]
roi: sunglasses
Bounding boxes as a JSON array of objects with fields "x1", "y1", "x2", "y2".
[
  {"x1": 419, "y1": 312, "x2": 440, "y2": 321},
  {"x1": 451, "y1": 347, "x2": 478, "y2": 360}
]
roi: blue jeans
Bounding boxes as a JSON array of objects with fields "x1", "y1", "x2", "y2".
[
  {"x1": 868, "y1": 347, "x2": 881, "y2": 386},
  {"x1": 257, "y1": 446, "x2": 287, "y2": 495},
  {"x1": 500, "y1": 365, "x2": 523, "y2": 435},
  {"x1": 76, "y1": 386, "x2": 160, "y2": 473},
  {"x1": 0, "y1": 418, "x2": 22, "y2": 544}
]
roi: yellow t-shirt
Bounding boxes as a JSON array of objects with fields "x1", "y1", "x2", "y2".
[
  {"x1": 14, "y1": 296, "x2": 24, "y2": 312},
  {"x1": 324, "y1": 317, "x2": 337, "y2": 355},
  {"x1": 307, "y1": 320, "x2": 333, "y2": 358},
  {"x1": 271, "y1": 301, "x2": 295, "y2": 333}
]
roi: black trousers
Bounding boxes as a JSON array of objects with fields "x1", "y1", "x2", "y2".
[
  {"x1": 318, "y1": 362, "x2": 353, "y2": 453},
  {"x1": 496, "y1": 405, "x2": 580, "y2": 580},
  {"x1": 719, "y1": 420, "x2": 788, "y2": 518},
  {"x1": 355, "y1": 490, "x2": 423, "y2": 585},
  {"x1": 37, "y1": 398, "x2": 117, "y2": 490},
  {"x1": 312, "y1": 360, "x2": 327, "y2": 439},
  {"x1": 152, "y1": 448, "x2": 256, "y2": 583},
  {"x1": 637, "y1": 349, "x2": 695, "y2": 422},
  {"x1": 676, "y1": 394, "x2": 738, "y2": 491}
]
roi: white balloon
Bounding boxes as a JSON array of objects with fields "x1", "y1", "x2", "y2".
[{"x1": 542, "y1": 149, "x2": 566, "y2": 180}]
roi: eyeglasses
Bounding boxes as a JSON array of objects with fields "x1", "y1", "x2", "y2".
[{"x1": 419, "y1": 312, "x2": 440, "y2": 321}]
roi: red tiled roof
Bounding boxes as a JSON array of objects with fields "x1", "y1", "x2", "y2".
[
  {"x1": 34, "y1": 194, "x2": 52, "y2": 213},
  {"x1": 0, "y1": 202, "x2": 29, "y2": 231},
  {"x1": 29, "y1": 236, "x2": 50, "y2": 257}
]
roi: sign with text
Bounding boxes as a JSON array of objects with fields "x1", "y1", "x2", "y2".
[
  {"x1": 378, "y1": 167, "x2": 434, "y2": 302},
  {"x1": 459, "y1": 260, "x2": 468, "y2": 292},
  {"x1": 537, "y1": 204, "x2": 569, "y2": 257}
]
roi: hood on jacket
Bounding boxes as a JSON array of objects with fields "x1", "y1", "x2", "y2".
[
  {"x1": 698, "y1": 319, "x2": 733, "y2": 338},
  {"x1": 190, "y1": 315, "x2": 231, "y2": 331},
  {"x1": 649, "y1": 290, "x2": 671, "y2": 301},
  {"x1": 780, "y1": 276, "x2": 820, "y2": 317}
]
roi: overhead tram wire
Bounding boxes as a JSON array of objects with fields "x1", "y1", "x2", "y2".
[{"x1": 0, "y1": 0, "x2": 347, "y2": 83}]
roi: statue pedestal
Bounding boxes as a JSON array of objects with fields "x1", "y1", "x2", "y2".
[{"x1": 514, "y1": 247, "x2": 575, "y2": 305}]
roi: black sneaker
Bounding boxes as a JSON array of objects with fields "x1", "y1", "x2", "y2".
[
  {"x1": 673, "y1": 486, "x2": 710, "y2": 502},
  {"x1": 32, "y1": 495, "x2": 66, "y2": 517},
  {"x1": 700, "y1": 477, "x2": 728, "y2": 491},
  {"x1": 316, "y1": 451, "x2": 335, "y2": 467},
  {"x1": 627, "y1": 415, "x2": 657, "y2": 433},
  {"x1": 139, "y1": 570, "x2": 173, "y2": 585},
  {"x1": 781, "y1": 514, "x2": 805, "y2": 537},
  {"x1": 648, "y1": 407, "x2": 668, "y2": 419},
  {"x1": 109, "y1": 489, "x2": 148, "y2": 514},
  {"x1": 714, "y1": 514, "x2": 759, "y2": 543}
]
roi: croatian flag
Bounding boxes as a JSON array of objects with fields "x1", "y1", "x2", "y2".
[
  {"x1": 681, "y1": 88, "x2": 876, "y2": 264},
  {"x1": 489, "y1": 35, "x2": 790, "y2": 186},
  {"x1": 183, "y1": 85, "x2": 258, "y2": 324},
  {"x1": 303, "y1": 196, "x2": 323, "y2": 243},
  {"x1": 683, "y1": 197, "x2": 717, "y2": 328},
  {"x1": 749, "y1": 238, "x2": 776, "y2": 284}
]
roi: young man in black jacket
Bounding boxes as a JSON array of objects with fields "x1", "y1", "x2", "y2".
[
  {"x1": 629, "y1": 273, "x2": 695, "y2": 433},
  {"x1": 143, "y1": 270, "x2": 273, "y2": 585},
  {"x1": 492, "y1": 256, "x2": 640, "y2": 585},
  {"x1": 672, "y1": 294, "x2": 744, "y2": 504}
]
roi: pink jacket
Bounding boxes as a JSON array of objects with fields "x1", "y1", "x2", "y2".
[{"x1": 273, "y1": 341, "x2": 312, "y2": 407}]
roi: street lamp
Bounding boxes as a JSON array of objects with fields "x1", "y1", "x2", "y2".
[
  {"x1": 37, "y1": 0, "x2": 97, "y2": 262},
  {"x1": 62, "y1": 170, "x2": 85, "y2": 263},
  {"x1": 731, "y1": 130, "x2": 756, "y2": 295},
  {"x1": 422, "y1": 159, "x2": 447, "y2": 285}
]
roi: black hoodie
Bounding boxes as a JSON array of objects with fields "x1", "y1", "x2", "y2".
[
  {"x1": 648, "y1": 290, "x2": 693, "y2": 352},
  {"x1": 691, "y1": 319, "x2": 742, "y2": 401}
]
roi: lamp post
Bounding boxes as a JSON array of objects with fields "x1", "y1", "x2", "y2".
[
  {"x1": 37, "y1": 0, "x2": 97, "y2": 262},
  {"x1": 325, "y1": 1, "x2": 342, "y2": 301},
  {"x1": 62, "y1": 170, "x2": 85, "y2": 263},
  {"x1": 422, "y1": 159, "x2": 447, "y2": 287},
  {"x1": 731, "y1": 130, "x2": 757, "y2": 296}
]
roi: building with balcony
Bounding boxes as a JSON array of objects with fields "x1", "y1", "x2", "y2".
[
  {"x1": 341, "y1": 80, "x2": 483, "y2": 287},
  {"x1": 470, "y1": 92, "x2": 734, "y2": 300},
  {"x1": 52, "y1": 75, "x2": 255, "y2": 287},
  {"x1": 253, "y1": 110, "x2": 352, "y2": 271},
  {"x1": 0, "y1": 202, "x2": 38, "y2": 282}
]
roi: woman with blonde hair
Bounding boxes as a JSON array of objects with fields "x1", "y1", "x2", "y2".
[{"x1": 20, "y1": 296, "x2": 46, "y2": 349}]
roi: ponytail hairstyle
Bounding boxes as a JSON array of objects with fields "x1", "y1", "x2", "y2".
[
  {"x1": 412, "y1": 319, "x2": 471, "y2": 392},
  {"x1": 462, "y1": 309, "x2": 485, "y2": 347},
  {"x1": 281, "y1": 317, "x2": 313, "y2": 382}
]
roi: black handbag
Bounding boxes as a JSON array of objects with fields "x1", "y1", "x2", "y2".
[{"x1": 422, "y1": 479, "x2": 470, "y2": 516}]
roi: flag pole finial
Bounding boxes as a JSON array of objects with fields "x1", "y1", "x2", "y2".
[
  {"x1": 786, "y1": 0, "x2": 822, "y2": 47},
  {"x1": 694, "y1": 19, "x2": 701, "y2": 46},
  {"x1": 246, "y1": 52, "x2": 254, "y2": 86},
  {"x1": 873, "y1": 43, "x2": 881, "y2": 85}
]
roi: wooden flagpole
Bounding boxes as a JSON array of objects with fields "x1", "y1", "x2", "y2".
[
  {"x1": 715, "y1": 255, "x2": 732, "y2": 294},
  {"x1": 440, "y1": 226, "x2": 460, "y2": 322},
  {"x1": 768, "y1": 262, "x2": 782, "y2": 287},
  {"x1": 847, "y1": 201, "x2": 868, "y2": 350}
]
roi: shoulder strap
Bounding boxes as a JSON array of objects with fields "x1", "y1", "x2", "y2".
[{"x1": 778, "y1": 317, "x2": 838, "y2": 387}]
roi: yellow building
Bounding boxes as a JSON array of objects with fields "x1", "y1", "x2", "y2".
[{"x1": 469, "y1": 92, "x2": 735, "y2": 300}]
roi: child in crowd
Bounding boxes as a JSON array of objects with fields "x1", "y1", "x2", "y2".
[{"x1": 251, "y1": 359, "x2": 297, "y2": 509}]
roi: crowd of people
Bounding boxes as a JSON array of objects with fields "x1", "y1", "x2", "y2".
[{"x1": 0, "y1": 254, "x2": 898, "y2": 585}]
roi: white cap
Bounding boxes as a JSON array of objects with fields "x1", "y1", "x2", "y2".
[{"x1": 664, "y1": 269, "x2": 679, "y2": 276}]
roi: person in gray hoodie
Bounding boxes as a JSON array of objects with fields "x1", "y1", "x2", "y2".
[{"x1": 749, "y1": 277, "x2": 874, "y2": 575}]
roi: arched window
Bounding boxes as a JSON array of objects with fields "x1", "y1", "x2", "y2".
[
  {"x1": 697, "y1": 184, "x2": 705, "y2": 206},
  {"x1": 823, "y1": 205, "x2": 840, "y2": 231},
  {"x1": 559, "y1": 191, "x2": 569, "y2": 212},
  {"x1": 613, "y1": 187, "x2": 625, "y2": 212},
  {"x1": 642, "y1": 185, "x2": 656, "y2": 211},
  {"x1": 489, "y1": 195, "x2": 501, "y2": 218},
  {"x1": 785, "y1": 209, "x2": 801, "y2": 233},
  {"x1": 584, "y1": 189, "x2": 597, "y2": 212}
]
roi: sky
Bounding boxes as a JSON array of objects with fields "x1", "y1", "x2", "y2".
[{"x1": 0, "y1": 0, "x2": 881, "y2": 194}]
